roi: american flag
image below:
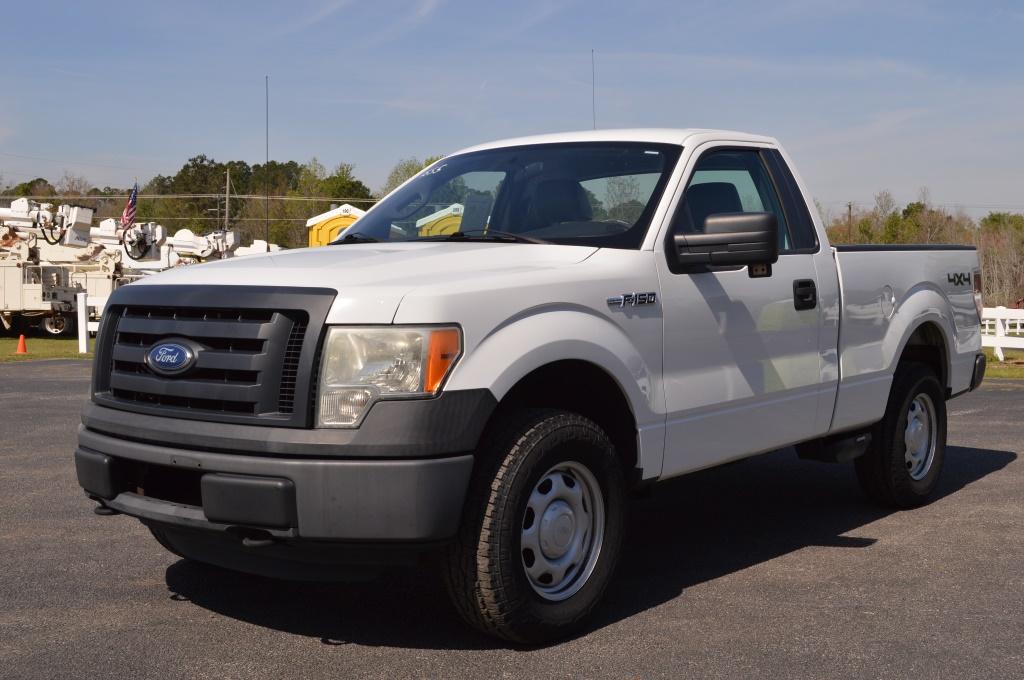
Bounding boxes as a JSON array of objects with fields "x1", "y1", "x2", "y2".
[{"x1": 120, "y1": 182, "x2": 138, "y2": 228}]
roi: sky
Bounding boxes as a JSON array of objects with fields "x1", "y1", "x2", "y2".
[{"x1": 2, "y1": 0, "x2": 1023, "y2": 217}]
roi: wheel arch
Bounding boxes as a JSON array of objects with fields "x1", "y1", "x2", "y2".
[
  {"x1": 897, "y1": 320, "x2": 951, "y2": 393},
  {"x1": 489, "y1": 359, "x2": 640, "y2": 480},
  {"x1": 446, "y1": 308, "x2": 664, "y2": 481},
  {"x1": 884, "y1": 284, "x2": 958, "y2": 393}
]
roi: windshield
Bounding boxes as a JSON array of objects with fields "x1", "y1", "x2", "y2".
[{"x1": 338, "y1": 142, "x2": 682, "y2": 249}]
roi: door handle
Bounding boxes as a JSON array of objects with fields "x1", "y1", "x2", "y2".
[{"x1": 793, "y1": 279, "x2": 817, "y2": 310}]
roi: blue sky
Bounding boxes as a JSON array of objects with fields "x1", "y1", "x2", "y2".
[{"x1": 2, "y1": 0, "x2": 1023, "y2": 215}]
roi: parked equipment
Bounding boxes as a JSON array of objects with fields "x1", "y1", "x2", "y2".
[{"x1": 1, "y1": 197, "x2": 280, "y2": 334}]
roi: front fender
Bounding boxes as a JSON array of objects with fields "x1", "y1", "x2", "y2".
[
  {"x1": 448, "y1": 307, "x2": 660, "y2": 420},
  {"x1": 444, "y1": 306, "x2": 666, "y2": 479}
]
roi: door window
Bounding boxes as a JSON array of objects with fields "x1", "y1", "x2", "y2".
[{"x1": 675, "y1": 149, "x2": 792, "y2": 251}]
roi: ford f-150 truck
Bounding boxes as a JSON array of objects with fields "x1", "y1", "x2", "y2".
[{"x1": 75, "y1": 129, "x2": 986, "y2": 643}]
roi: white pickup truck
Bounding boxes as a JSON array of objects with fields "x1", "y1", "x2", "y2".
[{"x1": 75, "y1": 128, "x2": 986, "y2": 643}]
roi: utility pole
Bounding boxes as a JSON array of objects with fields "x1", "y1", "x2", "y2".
[
  {"x1": 265, "y1": 75, "x2": 270, "y2": 250},
  {"x1": 847, "y1": 201, "x2": 854, "y2": 241},
  {"x1": 224, "y1": 167, "x2": 230, "y2": 230}
]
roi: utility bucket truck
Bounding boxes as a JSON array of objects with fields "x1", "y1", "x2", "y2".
[
  {"x1": 1, "y1": 197, "x2": 280, "y2": 335},
  {"x1": 0, "y1": 198, "x2": 116, "y2": 335}
]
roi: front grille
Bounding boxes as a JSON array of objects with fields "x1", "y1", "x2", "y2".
[
  {"x1": 92, "y1": 285, "x2": 336, "y2": 428},
  {"x1": 278, "y1": 318, "x2": 307, "y2": 414}
]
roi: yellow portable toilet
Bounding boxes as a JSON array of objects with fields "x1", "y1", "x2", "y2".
[
  {"x1": 306, "y1": 204, "x2": 367, "y2": 247},
  {"x1": 416, "y1": 204, "x2": 464, "y2": 236}
]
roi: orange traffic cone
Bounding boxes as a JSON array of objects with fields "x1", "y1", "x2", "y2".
[{"x1": 15, "y1": 334, "x2": 28, "y2": 354}]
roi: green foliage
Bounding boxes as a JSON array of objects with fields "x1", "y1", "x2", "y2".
[
  {"x1": 980, "y1": 212, "x2": 1024, "y2": 231},
  {"x1": 11, "y1": 178, "x2": 55, "y2": 196},
  {"x1": 824, "y1": 190, "x2": 1024, "y2": 305},
  {"x1": 319, "y1": 163, "x2": 372, "y2": 202},
  {"x1": 379, "y1": 156, "x2": 443, "y2": 197},
  {"x1": 137, "y1": 156, "x2": 376, "y2": 247}
]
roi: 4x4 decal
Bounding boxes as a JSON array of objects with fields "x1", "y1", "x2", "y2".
[{"x1": 947, "y1": 272, "x2": 970, "y2": 286}]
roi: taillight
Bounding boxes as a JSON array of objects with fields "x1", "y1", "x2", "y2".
[{"x1": 973, "y1": 270, "x2": 984, "y2": 321}]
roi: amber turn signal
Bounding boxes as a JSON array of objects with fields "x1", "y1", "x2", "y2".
[{"x1": 425, "y1": 328, "x2": 462, "y2": 393}]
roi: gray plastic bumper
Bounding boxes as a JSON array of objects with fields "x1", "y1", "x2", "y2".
[{"x1": 75, "y1": 426, "x2": 474, "y2": 541}]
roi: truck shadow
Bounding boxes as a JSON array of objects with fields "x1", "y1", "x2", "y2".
[{"x1": 164, "y1": 444, "x2": 1015, "y2": 650}]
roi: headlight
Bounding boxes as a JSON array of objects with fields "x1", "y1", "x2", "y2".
[{"x1": 316, "y1": 326, "x2": 461, "y2": 427}]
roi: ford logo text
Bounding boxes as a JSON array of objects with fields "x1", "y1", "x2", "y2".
[{"x1": 144, "y1": 342, "x2": 196, "y2": 376}]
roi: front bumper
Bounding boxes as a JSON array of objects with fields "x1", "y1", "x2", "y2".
[
  {"x1": 74, "y1": 390, "x2": 496, "y2": 544},
  {"x1": 76, "y1": 427, "x2": 474, "y2": 541}
]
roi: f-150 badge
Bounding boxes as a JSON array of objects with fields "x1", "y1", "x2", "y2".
[{"x1": 607, "y1": 292, "x2": 657, "y2": 307}]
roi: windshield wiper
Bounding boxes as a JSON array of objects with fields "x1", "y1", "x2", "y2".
[
  {"x1": 333, "y1": 233, "x2": 379, "y2": 244},
  {"x1": 443, "y1": 229, "x2": 549, "y2": 244}
]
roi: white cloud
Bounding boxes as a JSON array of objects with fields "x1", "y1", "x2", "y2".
[{"x1": 277, "y1": 0, "x2": 351, "y2": 35}]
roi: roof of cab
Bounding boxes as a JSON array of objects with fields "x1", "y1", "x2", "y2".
[{"x1": 451, "y1": 128, "x2": 778, "y2": 156}]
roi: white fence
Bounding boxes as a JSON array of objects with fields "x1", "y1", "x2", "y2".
[
  {"x1": 982, "y1": 306, "x2": 1024, "y2": 362},
  {"x1": 75, "y1": 292, "x2": 107, "y2": 354}
]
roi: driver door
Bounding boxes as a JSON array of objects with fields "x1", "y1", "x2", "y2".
[{"x1": 657, "y1": 145, "x2": 824, "y2": 478}]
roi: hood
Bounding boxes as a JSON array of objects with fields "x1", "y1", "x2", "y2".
[{"x1": 130, "y1": 242, "x2": 597, "y2": 323}]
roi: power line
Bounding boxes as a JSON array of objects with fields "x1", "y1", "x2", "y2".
[{"x1": 133, "y1": 216, "x2": 313, "y2": 222}]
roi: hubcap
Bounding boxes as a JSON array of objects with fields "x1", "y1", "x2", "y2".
[
  {"x1": 904, "y1": 393, "x2": 937, "y2": 481},
  {"x1": 520, "y1": 461, "x2": 605, "y2": 601}
]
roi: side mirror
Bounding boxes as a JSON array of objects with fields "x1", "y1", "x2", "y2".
[{"x1": 670, "y1": 212, "x2": 779, "y2": 271}]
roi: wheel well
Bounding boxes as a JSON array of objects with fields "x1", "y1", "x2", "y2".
[
  {"x1": 493, "y1": 360, "x2": 638, "y2": 475},
  {"x1": 900, "y1": 322, "x2": 949, "y2": 392}
]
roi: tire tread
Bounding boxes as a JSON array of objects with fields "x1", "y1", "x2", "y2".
[{"x1": 444, "y1": 409, "x2": 621, "y2": 643}]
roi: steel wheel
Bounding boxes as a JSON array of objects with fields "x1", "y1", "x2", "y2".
[
  {"x1": 41, "y1": 315, "x2": 69, "y2": 336},
  {"x1": 904, "y1": 393, "x2": 937, "y2": 481},
  {"x1": 520, "y1": 460, "x2": 605, "y2": 602}
]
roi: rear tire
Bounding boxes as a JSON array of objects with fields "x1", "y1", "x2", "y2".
[
  {"x1": 444, "y1": 409, "x2": 626, "y2": 644},
  {"x1": 855, "y1": 362, "x2": 946, "y2": 508}
]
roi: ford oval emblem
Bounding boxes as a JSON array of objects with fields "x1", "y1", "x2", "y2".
[{"x1": 145, "y1": 342, "x2": 196, "y2": 376}]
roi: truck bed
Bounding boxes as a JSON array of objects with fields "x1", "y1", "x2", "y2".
[{"x1": 830, "y1": 244, "x2": 981, "y2": 433}]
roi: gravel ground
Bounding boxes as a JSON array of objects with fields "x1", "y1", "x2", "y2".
[{"x1": 1, "y1": 360, "x2": 1021, "y2": 679}]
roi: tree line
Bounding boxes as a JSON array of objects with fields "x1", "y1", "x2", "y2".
[
  {"x1": 3, "y1": 164, "x2": 1022, "y2": 305},
  {"x1": 821, "y1": 190, "x2": 1024, "y2": 306},
  {"x1": 0, "y1": 155, "x2": 439, "y2": 248}
]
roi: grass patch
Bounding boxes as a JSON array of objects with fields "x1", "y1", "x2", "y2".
[
  {"x1": 983, "y1": 347, "x2": 1024, "y2": 380},
  {"x1": 0, "y1": 335, "x2": 92, "y2": 363}
]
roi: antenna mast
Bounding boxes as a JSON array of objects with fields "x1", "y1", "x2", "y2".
[{"x1": 591, "y1": 49, "x2": 596, "y2": 129}]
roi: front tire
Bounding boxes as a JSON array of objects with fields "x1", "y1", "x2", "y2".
[
  {"x1": 147, "y1": 524, "x2": 190, "y2": 560},
  {"x1": 855, "y1": 362, "x2": 947, "y2": 508},
  {"x1": 445, "y1": 409, "x2": 626, "y2": 644}
]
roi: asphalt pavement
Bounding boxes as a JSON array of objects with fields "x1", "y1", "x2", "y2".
[{"x1": 1, "y1": 360, "x2": 1021, "y2": 679}]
